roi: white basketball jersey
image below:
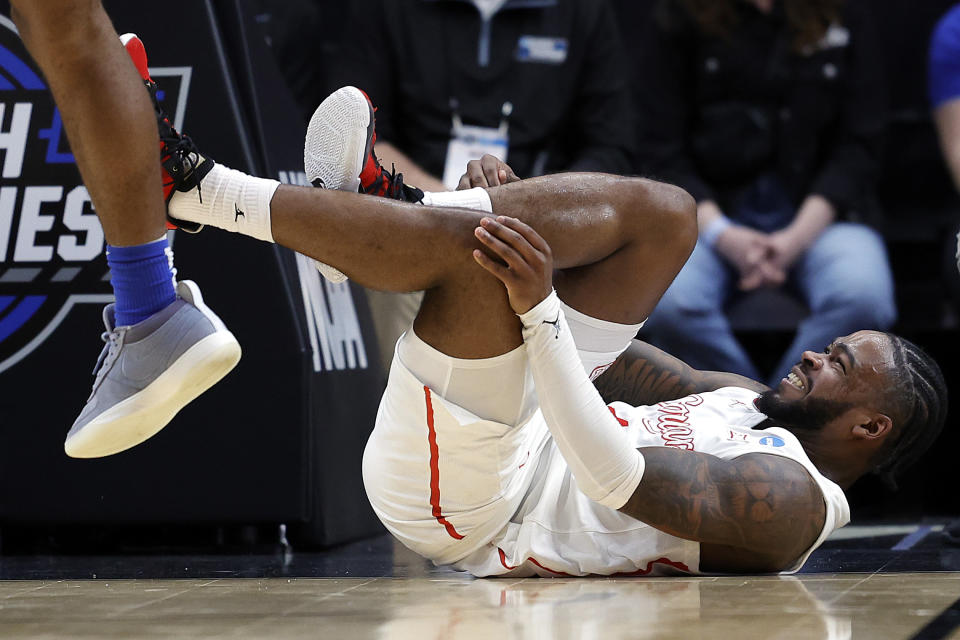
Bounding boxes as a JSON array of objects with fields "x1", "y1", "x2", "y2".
[{"x1": 455, "y1": 386, "x2": 850, "y2": 577}]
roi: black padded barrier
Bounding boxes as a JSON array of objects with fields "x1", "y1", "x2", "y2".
[{"x1": 0, "y1": 0, "x2": 384, "y2": 546}]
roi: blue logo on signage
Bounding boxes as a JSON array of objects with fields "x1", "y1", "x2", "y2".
[{"x1": 0, "y1": 15, "x2": 191, "y2": 374}]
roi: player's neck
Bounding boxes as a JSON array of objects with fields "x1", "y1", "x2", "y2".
[{"x1": 794, "y1": 433, "x2": 865, "y2": 490}]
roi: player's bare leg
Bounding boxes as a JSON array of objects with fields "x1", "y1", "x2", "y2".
[
  {"x1": 485, "y1": 175, "x2": 696, "y2": 327},
  {"x1": 12, "y1": 4, "x2": 240, "y2": 457},
  {"x1": 11, "y1": 0, "x2": 165, "y2": 244},
  {"x1": 293, "y1": 88, "x2": 695, "y2": 360},
  {"x1": 171, "y1": 173, "x2": 696, "y2": 359}
]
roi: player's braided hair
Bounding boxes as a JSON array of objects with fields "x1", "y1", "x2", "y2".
[{"x1": 872, "y1": 334, "x2": 948, "y2": 489}]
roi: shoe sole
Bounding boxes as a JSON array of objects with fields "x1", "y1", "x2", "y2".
[
  {"x1": 304, "y1": 86, "x2": 373, "y2": 193},
  {"x1": 63, "y1": 331, "x2": 242, "y2": 458},
  {"x1": 304, "y1": 86, "x2": 374, "y2": 283}
]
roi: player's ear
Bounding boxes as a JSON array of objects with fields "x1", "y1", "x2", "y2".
[{"x1": 851, "y1": 412, "x2": 893, "y2": 441}]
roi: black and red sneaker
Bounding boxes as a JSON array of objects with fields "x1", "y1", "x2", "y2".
[
  {"x1": 358, "y1": 131, "x2": 424, "y2": 203},
  {"x1": 121, "y1": 33, "x2": 213, "y2": 233},
  {"x1": 304, "y1": 85, "x2": 423, "y2": 203}
]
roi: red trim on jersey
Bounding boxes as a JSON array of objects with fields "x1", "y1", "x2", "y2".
[
  {"x1": 612, "y1": 557, "x2": 691, "y2": 576},
  {"x1": 608, "y1": 406, "x2": 629, "y2": 427},
  {"x1": 425, "y1": 386, "x2": 464, "y2": 540},
  {"x1": 497, "y1": 548, "x2": 573, "y2": 576}
]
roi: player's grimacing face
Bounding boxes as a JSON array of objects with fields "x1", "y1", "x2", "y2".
[{"x1": 756, "y1": 331, "x2": 894, "y2": 431}]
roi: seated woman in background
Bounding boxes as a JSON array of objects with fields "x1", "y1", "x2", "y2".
[{"x1": 636, "y1": 0, "x2": 895, "y2": 387}]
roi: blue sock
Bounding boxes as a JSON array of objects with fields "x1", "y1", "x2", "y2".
[{"x1": 106, "y1": 235, "x2": 178, "y2": 327}]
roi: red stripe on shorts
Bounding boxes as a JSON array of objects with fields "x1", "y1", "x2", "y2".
[
  {"x1": 425, "y1": 386, "x2": 464, "y2": 540},
  {"x1": 612, "y1": 557, "x2": 691, "y2": 576},
  {"x1": 499, "y1": 547, "x2": 689, "y2": 577},
  {"x1": 498, "y1": 547, "x2": 572, "y2": 576}
]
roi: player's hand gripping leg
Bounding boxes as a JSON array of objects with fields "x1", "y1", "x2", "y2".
[
  {"x1": 472, "y1": 214, "x2": 645, "y2": 508},
  {"x1": 472, "y1": 216, "x2": 553, "y2": 314}
]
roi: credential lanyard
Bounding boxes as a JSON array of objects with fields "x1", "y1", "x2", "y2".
[{"x1": 441, "y1": 98, "x2": 513, "y2": 189}]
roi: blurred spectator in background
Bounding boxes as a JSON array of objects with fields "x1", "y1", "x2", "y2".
[
  {"x1": 930, "y1": 4, "x2": 960, "y2": 548},
  {"x1": 319, "y1": 0, "x2": 636, "y2": 372},
  {"x1": 333, "y1": 0, "x2": 635, "y2": 192},
  {"x1": 255, "y1": 0, "x2": 347, "y2": 126},
  {"x1": 637, "y1": 0, "x2": 895, "y2": 387},
  {"x1": 930, "y1": 3, "x2": 960, "y2": 274}
]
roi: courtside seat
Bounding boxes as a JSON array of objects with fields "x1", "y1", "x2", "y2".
[{"x1": 728, "y1": 289, "x2": 808, "y2": 332}]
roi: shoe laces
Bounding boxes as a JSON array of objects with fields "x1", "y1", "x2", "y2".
[
  {"x1": 362, "y1": 162, "x2": 424, "y2": 203},
  {"x1": 93, "y1": 329, "x2": 123, "y2": 375},
  {"x1": 361, "y1": 160, "x2": 396, "y2": 197},
  {"x1": 161, "y1": 133, "x2": 204, "y2": 204},
  {"x1": 148, "y1": 80, "x2": 204, "y2": 204},
  {"x1": 89, "y1": 329, "x2": 126, "y2": 396}
]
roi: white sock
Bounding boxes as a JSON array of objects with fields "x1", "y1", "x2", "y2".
[
  {"x1": 420, "y1": 187, "x2": 493, "y2": 213},
  {"x1": 168, "y1": 164, "x2": 280, "y2": 242}
]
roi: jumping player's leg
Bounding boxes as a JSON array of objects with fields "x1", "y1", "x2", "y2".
[
  {"x1": 11, "y1": 1, "x2": 165, "y2": 244},
  {"x1": 12, "y1": 3, "x2": 240, "y2": 457}
]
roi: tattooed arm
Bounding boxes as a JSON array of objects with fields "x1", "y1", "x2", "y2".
[
  {"x1": 600, "y1": 343, "x2": 823, "y2": 571},
  {"x1": 621, "y1": 448, "x2": 827, "y2": 573},
  {"x1": 594, "y1": 339, "x2": 769, "y2": 406}
]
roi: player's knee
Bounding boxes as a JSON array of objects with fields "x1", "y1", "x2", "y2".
[
  {"x1": 627, "y1": 178, "x2": 697, "y2": 253},
  {"x1": 665, "y1": 184, "x2": 698, "y2": 250}
]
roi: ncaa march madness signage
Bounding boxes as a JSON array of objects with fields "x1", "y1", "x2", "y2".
[{"x1": 0, "y1": 16, "x2": 192, "y2": 374}]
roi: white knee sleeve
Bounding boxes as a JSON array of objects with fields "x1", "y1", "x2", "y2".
[{"x1": 519, "y1": 291, "x2": 645, "y2": 509}]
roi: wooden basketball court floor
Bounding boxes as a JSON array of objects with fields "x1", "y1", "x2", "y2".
[{"x1": 1, "y1": 524, "x2": 959, "y2": 639}]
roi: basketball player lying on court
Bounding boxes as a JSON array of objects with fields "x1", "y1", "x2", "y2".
[
  {"x1": 48, "y1": 26, "x2": 941, "y2": 575},
  {"x1": 13, "y1": 5, "x2": 943, "y2": 576},
  {"x1": 147, "y1": 81, "x2": 946, "y2": 577}
]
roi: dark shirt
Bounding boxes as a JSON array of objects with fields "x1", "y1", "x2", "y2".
[
  {"x1": 257, "y1": 0, "x2": 349, "y2": 125},
  {"x1": 637, "y1": 0, "x2": 887, "y2": 221},
  {"x1": 332, "y1": 0, "x2": 635, "y2": 179}
]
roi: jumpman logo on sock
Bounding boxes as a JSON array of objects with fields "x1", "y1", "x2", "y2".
[{"x1": 234, "y1": 203, "x2": 245, "y2": 221}]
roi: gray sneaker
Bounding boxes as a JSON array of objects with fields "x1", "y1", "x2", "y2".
[{"x1": 65, "y1": 280, "x2": 241, "y2": 458}]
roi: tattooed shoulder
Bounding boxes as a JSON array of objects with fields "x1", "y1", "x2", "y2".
[{"x1": 594, "y1": 340, "x2": 768, "y2": 406}]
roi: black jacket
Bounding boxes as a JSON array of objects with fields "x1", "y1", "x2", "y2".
[
  {"x1": 332, "y1": 0, "x2": 635, "y2": 179},
  {"x1": 637, "y1": 0, "x2": 887, "y2": 222}
]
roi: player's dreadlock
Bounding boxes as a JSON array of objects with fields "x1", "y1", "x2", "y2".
[{"x1": 872, "y1": 334, "x2": 948, "y2": 489}]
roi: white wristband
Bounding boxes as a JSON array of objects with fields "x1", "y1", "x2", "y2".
[
  {"x1": 700, "y1": 215, "x2": 732, "y2": 247},
  {"x1": 420, "y1": 187, "x2": 492, "y2": 212}
]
